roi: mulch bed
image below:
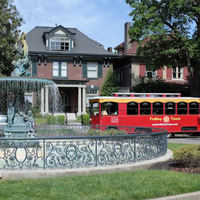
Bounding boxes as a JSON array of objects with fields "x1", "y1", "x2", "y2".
[{"x1": 149, "y1": 159, "x2": 200, "y2": 175}]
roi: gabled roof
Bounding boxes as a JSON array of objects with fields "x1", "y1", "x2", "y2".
[
  {"x1": 26, "y1": 26, "x2": 118, "y2": 57},
  {"x1": 114, "y1": 41, "x2": 138, "y2": 55}
]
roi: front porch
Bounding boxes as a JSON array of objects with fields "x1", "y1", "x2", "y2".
[{"x1": 40, "y1": 80, "x2": 88, "y2": 116}]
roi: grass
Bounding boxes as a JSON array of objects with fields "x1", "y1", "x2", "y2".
[
  {"x1": 0, "y1": 170, "x2": 199, "y2": 200},
  {"x1": 167, "y1": 143, "x2": 186, "y2": 151},
  {"x1": 0, "y1": 143, "x2": 199, "y2": 200}
]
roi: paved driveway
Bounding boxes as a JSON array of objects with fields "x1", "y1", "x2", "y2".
[{"x1": 168, "y1": 133, "x2": 200, "y2": 145}]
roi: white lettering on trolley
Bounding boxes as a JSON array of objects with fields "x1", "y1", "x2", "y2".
[
  {"x1": 152, "y1": 123, "x2": 178, "y2": 126},
  {"x1": 111, "y1": 117, "x2": 119, "y2": 123}
]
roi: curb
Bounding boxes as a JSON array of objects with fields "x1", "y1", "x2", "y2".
[
  {"x1": 0, "y1": 149, "x2": 173, "y2": 180},
  {"x1": 149, "y1": 191, "x2": 200, "y2": 200}
]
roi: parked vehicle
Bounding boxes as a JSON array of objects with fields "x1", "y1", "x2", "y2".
[{"x1": 89, "y1": 93, "x2": 200, "y2": 137}]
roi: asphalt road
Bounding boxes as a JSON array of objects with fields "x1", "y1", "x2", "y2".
[{"x1": 168, "y1": 133, "x2": 200, "y2": 145}]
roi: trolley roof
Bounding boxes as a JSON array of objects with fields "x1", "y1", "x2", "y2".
[
  {"x1": 89, "y1": 96, "x2": 200, "y2": 103},
  {"x1": 111, "y1": 92, "x2": 181, "y2": 97}
]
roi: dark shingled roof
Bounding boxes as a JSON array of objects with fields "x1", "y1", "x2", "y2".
[{"x1": 26, "y1": 26, "x2": 118, "y2": 57}]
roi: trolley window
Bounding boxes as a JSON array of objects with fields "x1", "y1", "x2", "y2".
[
  {"x1": 165, "y1": 102, "x2": 175, "y2": 115},
  {"x1": 91, "y1": 102, "x2": 99, "y2": 116},
  {"x1": 189, "y1": 102, "x2": 199, "y2": 115},
  {"x1": 127, "y1": 102, "x2": 138, "y2": 115},
  {"x1": 140, "y1": 102, "x2": 151, "y2": 115},
  {"x1": 101, "y1": 102, "x2": 118, "y2": 115},
  {"x1": 153, "y1": 102, "x2": 163, "y2": 115},
  {"x1": 177, "y1": 101, "x2": 187, "y2": 115}
]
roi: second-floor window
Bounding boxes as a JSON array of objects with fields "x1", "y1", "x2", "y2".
[
  {"x1": 172, "y1": 66, "x2": 183, "y2": 79},
  {"x1": 51, "y1": 38, "x2": 69, "y2": 50},
  {"x1": 87, "y1": 62, "x2": 97, "y2": 78},
  {"x1": 53, "y1": 62, "x2": 67, "y2": 77}
]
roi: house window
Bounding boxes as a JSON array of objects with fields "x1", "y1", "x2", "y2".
[
  {"x1": 87, "y1": 62, "x2": 97, "y2": 78},
  {"x1": 51, "y1": 38, "x2": 69, "y2": 50},
  {"x1": 61, "y1": 62, "x2": 67, "y2": 76},
  {"x1": 145, "y1": 67, "x2": 156, "y2": 78},
  {"x1": 172, "y1": 67, "x2": 183, "y2": 79},
  {"x1": 53, "y1": 62, "x2": 67, "y2": 77},
  {"x1": 53, "y1": 62, "x2": 59, "y2": 76}
]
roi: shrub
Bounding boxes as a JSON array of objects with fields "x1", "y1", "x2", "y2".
[
  {"x1": 174, "y1": 145, "x2": 200, "y2": 167},
  {"x1": 30, "y1": 108, "x2": 39, "y2": 117},
  {"x1": 87, "y1": 128, "x2": 127, "y2": 136},
  {"x1": 47, "y1": 116, "x2": 56, "y2": 124},
  {"x1": 56, "y1": 115, "x2": 65, "y2": 125},
  {"x1": 35, "y1": 113, "x2": 42, "y2": 118},
  {"x1": 81, "y1": 114, "x2": 90, "y2": 125}
]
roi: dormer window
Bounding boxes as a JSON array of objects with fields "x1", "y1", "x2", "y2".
[
  {"x1": 50, "y1": 37, "x2": 69, "y2": 50},
  {"x1": 43, "y1": 25, "x2": 76, "y2": 51}
]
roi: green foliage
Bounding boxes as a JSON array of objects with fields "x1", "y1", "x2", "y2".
[
  {"x1": 174, "y1": 145, "x2": 200, "y2": 167},
  {"x1": 132, "y1": 79, "x2": 173, "y2": 93},
  {"x1": 30, "y1": 108, "x2": 39, "y2": 117},
  {"x1": 126, "y1": 0, "x2": 200, "y2": 96},
  {"x1": 56, "y1": 115, "x2": 65, "y2": 125},
  {"x1": 47, "y1": 116, "x2": 56, "y2": 125},
  {"x1": 87, "y1": 128, "x2": 127, "y2": 136},
  {"x1": 101, "y1": 68, "x2": 119, "y2": 96},
  {"x1": 81, "y1": 114, "x2": 90, "y2": 125},
  {"x1": 0, "y1": 0, "x2": 23, "y2": 76},
  {"x1": 34, "y1": 117, "x2": 47, "y2": 125}
]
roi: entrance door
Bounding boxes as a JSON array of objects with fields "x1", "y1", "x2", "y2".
[{"x1": 60, "y1": 89, "x2": 70, "y2": 112}]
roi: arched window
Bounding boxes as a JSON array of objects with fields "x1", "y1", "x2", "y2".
[
  {"x1": 101, "y1": 102, "x2": 118, "y2": 115},
  {"x1": 153, "y1": 102, "x2": 163, "y2": 115},
  {"x1": 189, "y1": 102, "x2": 199, "y2": 115},
  {"x1": 127, "y1": 102, "x2": 138, "y2": 115},
  {"x1": 140, "y1": 102, "x2": 151, "y2": 115},
  {"x1": 177, "y1": 101, "x2": 187, "y2": 115},
  {"x1": 165, "y1": 102, "x2": 175, "y2": 115}
]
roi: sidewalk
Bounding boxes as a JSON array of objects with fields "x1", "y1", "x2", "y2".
[{"x1": 150, "y1": 191, "x2": 200, "y2": 200}]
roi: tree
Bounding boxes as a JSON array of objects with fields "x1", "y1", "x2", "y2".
[
  {"x1": 101, "y1": 68, "x2": 119, "y2": 96},
  {"x1": 0, "y1": 0, "x2": 23, "y2": 76},
  {"x1": 126, "y1": 0, "x2": 200, "y2": 96}
]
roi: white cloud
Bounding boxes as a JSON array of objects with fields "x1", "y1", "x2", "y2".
[{"x1": 13, "y1": 0, "x2": 132, "y2": 49}]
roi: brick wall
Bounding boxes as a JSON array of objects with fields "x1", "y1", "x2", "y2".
[{"x1": 36, "y1": 60, "x2": 110, "y2": 95}]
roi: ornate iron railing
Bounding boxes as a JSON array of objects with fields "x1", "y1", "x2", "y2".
[{"x1": 0, "y1": 125, "x2": 167, "y2": 170}]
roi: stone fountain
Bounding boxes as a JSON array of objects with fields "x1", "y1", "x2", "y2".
[{"x1": 0, "y1": 32, "x2": 60, "y2": 146}]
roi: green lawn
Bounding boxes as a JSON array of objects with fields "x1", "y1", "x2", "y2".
[
  {"x1": 0, "y1": 170, "x2": 199, "y2": 200},
  {"x1": 0, "y1": 143, "x2": 199, "y2": 200}
]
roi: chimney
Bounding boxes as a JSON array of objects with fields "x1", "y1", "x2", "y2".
[
  {"x1": 107, "y1": 47, "x2": 112, "y2": 52},
  {"x1": 124, "y1": 22, "x2": 131, "y2": 52}
]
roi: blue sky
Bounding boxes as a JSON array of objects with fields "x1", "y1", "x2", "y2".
[{"x1": 13, "y1": 0, "x2": 132, "y2": 50}]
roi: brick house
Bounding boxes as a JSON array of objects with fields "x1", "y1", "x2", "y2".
[
  {"x1": 26, "y1": 25, "x2": 118, "y2": 115},
  {"x1": 114, "y1": 22, "x2": 190, "y2": 96}
]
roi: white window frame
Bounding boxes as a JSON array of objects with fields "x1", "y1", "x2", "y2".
[
  {"x1": 53, "y1": 62, "x2": 59, "y2": 76},
  {"x1": 172, "y1": 66, "x2": 183, "y2": 80},
  {"x1": 50, "y1": 37, "x2": 70, "y2": 50},
  {"x1": 87, "y1": 62, "x2": 97, "y2": 78},
  {"x1": 145, "y1": 67, "x2": 157, "y2": 78},
  {"x1": 61, "y1": 62, "x2": 67, "y2": 77},
  {"x1": 53, "y1": 62, "x2": 67, "y2": 77}
]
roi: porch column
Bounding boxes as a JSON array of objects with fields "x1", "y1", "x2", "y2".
[
  {"x1": 82, "y1": 87, "x2": 86, "y2": 114},
  {"x1": 41, "y1": 88, "x2": 45, "y2": 114},
  {"x1": 45, "y1": 86, "x2": 49, "y2": 113},
  {"x1": 77, "y1": 87, "x2": 81, "y2": 116}
]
